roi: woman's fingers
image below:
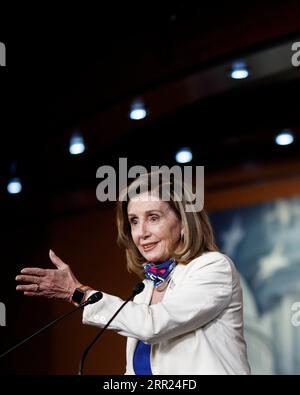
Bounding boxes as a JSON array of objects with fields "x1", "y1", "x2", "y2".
[
  {"x1": 24, "y1": 292, "x2": 40, "y2": 297},
  {"x1": 15, "y1": 274, "x2": 40, "y2": 284},
  {"x1": 16, "y1": 284, "x2": 39, "y2": 292},
  {"x1": 20, "y1": 267, "x2": 46, "y2": 276},
  {"x1": 49, "y1": 249, "x2": 68, "y2": 269},
  {"x1": 16, "y1": 250, "x2": 79, "y2": 301}
]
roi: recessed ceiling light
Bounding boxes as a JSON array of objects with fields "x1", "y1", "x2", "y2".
[
  {"x1": 230, "y1": 62, "x2": 249, "y2": 80},
  {"x1": 175, "y1": 147, "x2": 193, "y2": 164},
  {"x1": 129, "y1": 101, "x2": 147, "y2": 120},
  {"x1": 69, "y1": 131, "x2": 85, "y2": 155},
  {"x1": 275, "y1": 130, "x2": 294, "y2": 146},
  {"x1": 7, "y1": 177, "x2": 22, "y2": 194}
]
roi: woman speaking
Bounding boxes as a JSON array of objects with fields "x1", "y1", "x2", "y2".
[{"x1": 16, "y1": 172, "x2": 251, "y2": 375}]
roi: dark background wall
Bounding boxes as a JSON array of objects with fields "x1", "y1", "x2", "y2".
[
  {"x1": 2, "y1": 159, "x2": 300, "y2": 374},
  {"x1": 0, "y1": 1, "x2": 300, "y2": 375}
]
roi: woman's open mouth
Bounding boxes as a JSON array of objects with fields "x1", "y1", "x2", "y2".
[{"x1": 142, "y1": 242, "x2": 158, "y2": 252}]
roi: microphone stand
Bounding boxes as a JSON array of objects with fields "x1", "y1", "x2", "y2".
[
  {"x1": 78, "y1": 283, "x2": 144, "y2": 375},
  {"x1": 0, "y1": 292, "x2": 103, "y2": 360}
]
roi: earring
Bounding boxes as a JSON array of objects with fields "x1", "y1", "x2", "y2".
[{"x1": 180, "y1": 229, "x2": 184, "y2": 240}]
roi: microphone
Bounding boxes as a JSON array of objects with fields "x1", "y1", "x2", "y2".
[
  {"x1": 78, "y1": 282, "x2": 145, "y2": 375},
  {"x1": 81, "y1": 291, "x2": 103, "y2": 307},
  {"x1": 0, "y1": 291, "x2": 103, "y2": 360},
  {"x1": 131, "y1": 282, "x2": 145, "y2": 296}
]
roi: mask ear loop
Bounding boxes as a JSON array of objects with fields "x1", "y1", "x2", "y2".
[
  {"x1": 180, "y1": 229, "x2": 184, "y2": 241},
  {"x1": 156, "y1": 258, "x2": 177, "y2": 292}
]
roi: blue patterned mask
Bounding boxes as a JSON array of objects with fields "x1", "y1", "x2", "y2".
[{"x1": 143, "y1": 258, "x2": 177, "y2": 288}]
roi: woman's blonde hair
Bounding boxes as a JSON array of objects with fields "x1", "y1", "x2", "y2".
[{"x1": 116, "y1": 171, "x2": 218, "y2": 278}]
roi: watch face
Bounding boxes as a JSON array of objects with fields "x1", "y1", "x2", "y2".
[{"x1": 72, "y1": 288, "x2": 84, "y2": 305}]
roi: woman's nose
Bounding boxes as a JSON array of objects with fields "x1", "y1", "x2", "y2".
[{"x1": 138, "y1": 221, "x2": 151, "y2": 239}]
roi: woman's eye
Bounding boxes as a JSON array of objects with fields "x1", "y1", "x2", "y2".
[
  {"x1": 130, "y1": 218, "x2": 138, "y2": 225},
  {"x1": 150, "y1": 216, "x2": 159, "y2": 222}
]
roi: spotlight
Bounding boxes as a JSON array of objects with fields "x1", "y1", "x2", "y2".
[
  {"x1": 7, "y1": 177, "x2": 22, "y2": 194},
  {"x1": 275, "y1": 130, "x2": 294, "y2": 146},
  {"x1": 175, "y1": 147, "x2": 193, "y2": 164},
  {"x1": 69, "y1": 131, "x2": 85, "y2": 155},
  {"x1": 129, "y1": 101, "x2": 147, "y2": 120},
  {"x1": 230, "y1": 62, "x2": 249, "y2": 80}
]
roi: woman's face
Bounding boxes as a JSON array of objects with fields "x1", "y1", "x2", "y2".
[{"x1": 127, "y1": 192, "x2": 182, "y2": 263}]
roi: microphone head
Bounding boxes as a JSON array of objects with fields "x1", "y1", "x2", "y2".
[
  {"x1": 132, "y1": 282, "x2": 145, "y2": 296},
  {"x1": 85, "y1": 291, "x2": 103, "y2": 306}
]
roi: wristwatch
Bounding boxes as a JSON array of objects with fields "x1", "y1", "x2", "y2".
[{"x1": 71, "y1": 285, "x2": 91, "y2": 306}]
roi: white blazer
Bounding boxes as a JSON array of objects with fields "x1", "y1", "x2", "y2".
[{"x1": 82, "y1": 251, "x2": 251, "y2": 375}]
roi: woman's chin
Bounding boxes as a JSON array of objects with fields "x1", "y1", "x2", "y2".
[
  {"x1": 143, "y1": 251, "x2": 170, "y2": 263},
  {"x1": 143, "y1": 254, "x2": 158, "y2": 263}
]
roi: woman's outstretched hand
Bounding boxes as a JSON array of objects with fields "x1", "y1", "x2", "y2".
[{"x1": 16, "y1": 250, "x2": 81, "y2": 302}]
